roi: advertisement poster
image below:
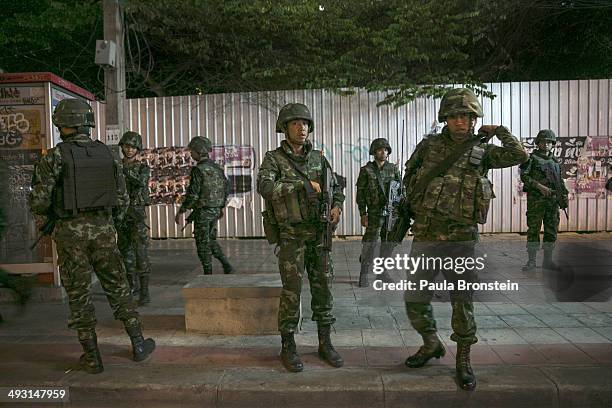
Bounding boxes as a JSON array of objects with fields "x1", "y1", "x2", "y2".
[{"x1": 137, "y1": 144, "x2": 256, "y2": 205}]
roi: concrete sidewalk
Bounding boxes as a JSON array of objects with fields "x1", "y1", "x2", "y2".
[{"x1": 1, "y1": 233, "x2": 611, "y2": 407}]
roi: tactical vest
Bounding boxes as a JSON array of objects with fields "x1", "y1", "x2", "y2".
[
  {"x1": 362, "y1": 162, "x2": 398, "y2": 213},
  {"x1": 195, "y1": 159, "x2": 228, "y2": 208},
  {"x1": 522, "y1": 153, "x2": 559, "y2": 192},
  {"x1": 269, "y1": 148, "x2": 324, "y2": 224},
  {"x1": 56, "y1": 140, "x2": 118, "y2": 216},
  {"x1": 123, "y1": 161, "x2": 151, "y2": 206},
  {"x1": 409, "y1": 134, "x2": 495, "y2": 225}
]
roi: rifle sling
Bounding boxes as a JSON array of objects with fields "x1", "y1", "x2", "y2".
[{"x1": 276, "y1": 148, "x2": 317, "y2": 196}]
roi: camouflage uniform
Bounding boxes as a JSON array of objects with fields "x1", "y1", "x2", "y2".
[
  {"x1": 402, "y1": 88, "x2": 528, "y2": 390},
  {"x1": 356, "y1": 138, "x2": 401, "y2": 286},
  {"x1": 178, "y1": 136, "x2": 233, "y2": 275},
  {"x1": 520, "y1": 129, "x2": 568, "y2": 270},
  {"x1": 258, "y1": 103, "x2": 345, "y2": 372},
  {"x1": 29, "y1": 99, "x2": 154, "y2": 374},
  {"x1": 117, "y1": 131, "x2": 152, "y2": 304}
]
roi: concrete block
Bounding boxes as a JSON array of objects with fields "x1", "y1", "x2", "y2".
[{"x1": 182, "y1": 274, "x2": 282, "y2": 335}]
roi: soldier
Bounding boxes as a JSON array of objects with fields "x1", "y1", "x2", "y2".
[
  {"x1": 117, "y1": 131, "x2": 152, "y2": 305},
  {"x1": 401, "y1": 88, "x2": 528, "y2": 390},
  {"x1": 29, "y1": 99, "x2": 155, "y2": 374},
  {"x1": 520, "y1": 129, "x2": 569, "y2": 271},
  {"x1": 174, "y1": 136, "x2": 234, "y2": 275},
  {"x1": 356, "y1": 138, "x2": 401, "y2": 287},
  {"x1": 257, "y1": 103, "x2": 344, "y2": 372}
]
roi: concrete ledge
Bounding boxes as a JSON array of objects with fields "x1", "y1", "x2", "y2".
[
  {"x1": 182, "y1": 274, "x2": 282, "y2": 335},
  {"x1": 2, "y1": 365, "x2": 611, "y2": 408}
]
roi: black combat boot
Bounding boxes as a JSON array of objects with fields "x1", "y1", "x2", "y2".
[
  {"x1": 280, "y1": 332, "x2": 304, "y2": 372},
  {"x1": 405, "y1": 332, "x2": 446, "y2": 368},
  {"x1": 77, "y1": 329, "x2": 104, "y2": 374},
  {"x1": 358, "y1": 262, "x2": 370, "y2": 287},
  {"x1": 138, "y1": 276, "x2": 151, "y2": 306},
  {"x1": 522, "y1": 248, "x2": 537, "y2": 272},
  {"x1": 456, "y1": 343, "x2": 476, "y2": 390},
  {"x1": 317, "y1": 324, "x2": 344, "y2": 367},
  {"x1": 124, "y1": 323, "x2": 156, "y2": 362}
]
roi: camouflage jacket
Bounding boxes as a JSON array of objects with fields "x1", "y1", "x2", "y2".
[
  {"x1": 356, "y1": 161, "x2": 400, "y2": 216},
  {"x1": 122, "y1": 159, "x2": 151, "y2": 207},
  {"x1": 403, "y1": 126, "x2": 527, "y2": 224},
  {"x1": 29, "y1": 133, "x2": 129, "y2": 241},
  {"x1": 520, "y1": 150, "x2": 568, "y2": 199},
  {"x1": 257, "y1": 139, "x2": 344, "y2": 225},
  {"x1": 179, "y1": 158, "x2": 229, "y2": 212}
]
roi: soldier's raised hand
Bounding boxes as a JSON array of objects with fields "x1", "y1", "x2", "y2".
[{"x1": 478, "y1": 125, "x2": 499, "y2": 138}]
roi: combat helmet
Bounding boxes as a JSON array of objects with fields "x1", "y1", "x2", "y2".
[
  {"x1": 52, "y1": 98, "x2": 95, "y2": 129},
  {"x1": 119, "y1": 131, "x2": 143, "y2": 150},
  {"x1": 534, "y1": 129, "x2": 557, "y2": 144},
  {"x1": 188, "y1": 136, "x2": 212, "y2": 155},
  {"x1": 369, "y1": 138, "x2": 392, "y2": 155},
  {"x1": 438, "y1": 88, "x2": 483, "y2": 123},
  {"x1": 275, "y1": 103, "x2": 314, "y2": 133}
]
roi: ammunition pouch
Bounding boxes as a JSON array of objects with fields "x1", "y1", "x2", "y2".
[{"x1": 262, "y1": 202, "x2": 280, "y2": 245}]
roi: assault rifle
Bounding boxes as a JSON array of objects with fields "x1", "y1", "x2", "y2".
[
  {"x1": 30, "y1": 215, "x2": 56, "y2": 250},
  {"x1": 383, "y1": 180, "x2": 402, "y2": 240},
  {"x1": 542, "y1": 161, "x2": 569, "y2": 220},
  {"x1": 319, "y1": 160, "x2": 335, "y2": 275}
]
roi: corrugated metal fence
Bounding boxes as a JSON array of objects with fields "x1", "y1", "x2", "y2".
[{"x1": 92, "y1": 80, "x2": 612, "y2": 238}]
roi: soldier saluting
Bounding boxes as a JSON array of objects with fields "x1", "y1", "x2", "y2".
[
  {"x1": 356, "y1": 138, "x2": 401, "y2": 287},
  {"x1": 520, "y1": 129, "x2": 569, "y2": 271},
  {"x1": 400, "y1": 88, "x2": 527, "y2": 390},
  {"x1": 257, "y1": 103, "x2": 344, "y2": 372}
]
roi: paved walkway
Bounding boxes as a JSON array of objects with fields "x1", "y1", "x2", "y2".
[{"x1": 1, "y1": 233, "x2": 611, "y2": 407}]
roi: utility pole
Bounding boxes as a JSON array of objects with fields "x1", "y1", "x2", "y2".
[{"x1": 102, "y1": 0, "x2": 126, "y2": 146}]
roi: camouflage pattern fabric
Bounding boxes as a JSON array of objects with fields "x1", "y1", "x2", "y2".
[
  {"x1": 402, "y1": 126, "x2": 527, "y2": 345},
  {"x1": 404, "y1": 126, "x2": 527, "y2": 224},
  {"x1": 117, "y1": 159, "x2": 151, "y2": 283},
  {"x1": 29, "y1": 133, "x2": 139, "y2": 331},
  {"x1": 193, "y1": 207, "x2": 231, "y2": 274},
  {"x1": 179, "y1": 157, "x2": 231, "y2": 274},
  {"x1": 257, "y1": 139, "x2": 344, "y2": 334},
  {"x1": 356, "y1": 161, "x2": 401, "y2": 268},
  {"x1": 520, "y1": 150, "x2": 567, "y2": 249}
]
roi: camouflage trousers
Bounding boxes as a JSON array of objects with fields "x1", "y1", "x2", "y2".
[
  {"x1": 55, "y1": 218, "x2": 139, "y2": 331},
  {"x1": 193, "y1": 207, "x2": 231, "y2": 274},
  {"x1": 117, "y1": 208, "x2": 151, "y2": 283},
  {"x1": 360, "y1": 214, "x2": 394, "y2": 270},
  {"x1": 277, "y1": 223, "x2": 335, "y2": 334},
  {"x1": 404, "y1": 216, "x2": 478, "y2": 345},
  {"x1": 526, "y1": 196, "x2": 560, "y2": 250}
]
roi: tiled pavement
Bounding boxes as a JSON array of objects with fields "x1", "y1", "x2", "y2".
[{"x1": 1, "y1": 233, "x2": 611, "y2": 407}]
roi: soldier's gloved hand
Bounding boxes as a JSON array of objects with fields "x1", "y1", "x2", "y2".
[
  {"x1": 330, "y1": 207, "x2": 342, "y2": 225},
  {"x1": 478, "y1": 125, "x2": 499, "y2": 138},
  {"x1": 360, "y1": 215, "x2": 368, "y2": 228},
  {"x1": 174, "y1": 212, "x2": 183, "y2": 225}
]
